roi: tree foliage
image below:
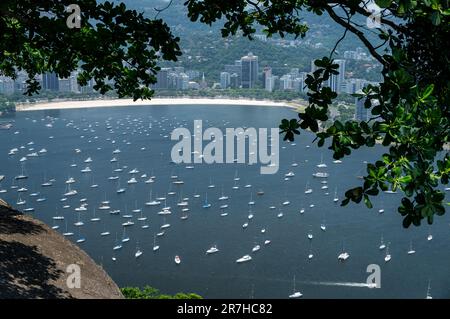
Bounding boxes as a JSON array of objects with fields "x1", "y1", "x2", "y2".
[
  {"x1": 121, "y1": 286, "x2": 202, "y2": 299},
  {"x1": 1, "y1": 0, "x2": 449, "y2": 227},
  {"x1": 0, "y1": 0, "x2": 181, "y2": 100}
]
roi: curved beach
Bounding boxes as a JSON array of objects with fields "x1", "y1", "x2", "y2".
[{"x1": 16, "y1": 98, "x2": 301, "y2": 111}]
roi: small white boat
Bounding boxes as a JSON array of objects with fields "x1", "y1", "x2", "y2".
[
  {"x1": 135, "y1": 246, "x2": 143, "y2": 258},
  {"x1": 288, "y1": 276, "x2": 303, "y2": 298},
  {"x1": 264, "y1": 240, "x2": 271, "y2": 245},
  {"x1": 81, "y1": 166, "x2": 91, "y2": 173},
  {"x1": 407, "y1": 240, "x2": 416, "y2": 255},
  {"x1": 252, "y1": 245, "x2": 261, "y2": 252},
  {"x1": 174, "y1": 255, "x2": 181, "y2": 264},
  {"x1": 236, "y1": 255, "x2": 252, "y2": 263},
  {"x1": 206, "y1": 246, "x2": 219, "y2": 254},
  {"x1": 242, "y1": 222, "x2": 249, "y2": 229},
  {"x1": 285, "y1": 171, "x2": 295, "y2": 177},
  {"x1": 312, "y1": 172, "x2": 329, "y2": 178},
  {"x1": 384, "y1": 244, "x2": 392, "y2": 262}
]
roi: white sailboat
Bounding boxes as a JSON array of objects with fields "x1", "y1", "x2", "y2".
[
  {"x1": 317, "y1": 154, "x2": 327, "y2": 168},
  {"x1": 426, "y1": 280, "x2": 432, "y2": 299},
  {"x1": 288, "y1": 275, "x2": 303, "y2": 298},
  {"x1": 379, "y1": 235, "x2": 386, "y2": 250},
  {"x1": 384, "y1": 243, "x2": 392, "y2": 262},
  {"x1": 116, "y1": 178, "x2": 125, "y2": 194},
  {"x1": 153, "y1": 234, "x2": 160, "y2": 251},
  {"x1": 304, "y1": 182, "x2": 313, "y2": 194},
  {"x1": 135, "y1": 242, "x2": 143, "y2": 258},
  {"x1": 338, "y1": 241, "x2": 350, "y2": 261},
  {"x1": 145, "y1": 190, "x2": 161, "y2": 206},
  {"x1": 407, "y1": 240, "x2": 416, "y2": 255},
  {"x1": 202, "y1": 192, "x2": 211, "y2": 208},
  {"x1": 333, "y1": 187, "x2": 339, "y2": 202}
]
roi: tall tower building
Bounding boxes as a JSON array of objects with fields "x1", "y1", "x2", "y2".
[
  {"x1": 42, "y1": 72, "x2": 59, "y2": 91},
  {"x1": 241, "y1": 52, "x2": 259, "y2": 89},
  {"x1": 262, "y1": 66, "x2": 272, "y2": 89},
  {"x1": 220, "y1": 72, "x2": 231, "y2": 89}
]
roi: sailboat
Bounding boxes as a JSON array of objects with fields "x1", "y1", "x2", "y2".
[
  {"x1": 277, "y1": 209, "x2": 284, "y2": 218},
  {"x1": 116, "y1": 178, "x2": 125, "y2": 194},
  {"x1": 384, "y1": 243, "x2": 392, "y2": 262},
  {"x1": 76, "y1": 228, "x2": 86, "y2": 243},
  {"x1": 121, "y1": 228, "x2": 130, "y2": 243},
  {"x1": 308, "y1": 242, "x2": 314, "y2": 260},
  {"x1": 379, "y1": 235, "x2": 386, "y2": 250},
  {"x1": 218, "y1": 187, "x2": 229, "y2": 201},
  {"x1": 153, "y1": 235, "x2": 160, "y2": 251},
  {"x1": 307, "y1": 226, "x2": 314, "y2": 240},
  {"x1": 74, "y1": 212, "x2": 84, "y2": 226},
  {"x1": 232, "y1": 180, "x2": 239, "y2": 190},
  {"x1": 248, "y1": 193, "x2": 255, "y2": 205},
  {"x1": 208, "y1": 177, "x2": 215, "y2": 189},
  {"x1": 202, "y1": 193, "x2": 211, "y2": 208},
  {"x1": 304, "y1": 182, "x2": 313, "y2": 194},
  {"x1": 407, "y1": 240, "x2": 416, "y2": 255},
  {"x1": 338, "y1": 241, "x2": 350, "y2": 261},
  {"x1": 135, "y1": 242, "x2": 143, "y2": 258},
  {"x1": 63, "y1": 221, "x2": 74, "y2": 237},
  {"x1": 233, "y1": 170, "x2": 240, "y2": 181},
  {"x1": 247, "y1": 207, "x2": 254, "y2": 220},
  {"x1": 113, "y1": 233, "x2": 123, "y2": 250},
  {"x1": 426, "y1": 280, "x2": 432, "y2": 299},
  {"x1": 64, "y1": 183, "x2": 77, "y2": 196},
  {"x1": 90, "y1": 209, "x2": 100, "y2": 222},
  {"x1": 15, "y1": 162, "x2": 28, "y2": 180},
  {"x1": 145, "y1": 190, "x2": 161, "y2": 206},
  {"x1": 316, "y1": 154, "x2": 327, "y2": 168},
  {"x1": 288, "y1": 275, "x2": 303, "y2": 298},
  {"x1": 333, "y1": 187, "x2": 339, "y2": 202},
  {"x1": 90, "y1": 176, "x2": 99, "y2": 188}
]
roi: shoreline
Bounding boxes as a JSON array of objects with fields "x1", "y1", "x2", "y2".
[{"x1": 16, "y1": 97, "x2": 304, "y2": 112}]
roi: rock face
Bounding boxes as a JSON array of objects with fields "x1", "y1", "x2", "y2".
[{"x1": 0, "y1": 201, "x2": 123, "y2": 299}]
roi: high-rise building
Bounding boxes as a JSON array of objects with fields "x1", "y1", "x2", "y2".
[
  {"x1": 334, "y1": 59, "x2": 346, "y2": 93},
  {"x1": 220, "y1": 72, "x2": 231, "y2": 89},
  {"x1": 42, "y1": 72, "x2": 59, "y2": 91},
  {"x1": 279, "y1": 75, "x2": 293, "y2": 90},
  {"x1": 355, "y1": 93, "x2": 368, "y2": 121},
  {"x1": 241, "y1": 52, "x2": 259, "y2": 89},
  {"x1": 310, "y1": 59, "x2": 346, "y2": 93},
  {"x1": 230, "y1": 73, "x2": 240, "y2": 89},
  {"x1": 155, "y1": 68, "x2": 169, "y2": 89},
  {"x1": 265, "y1": 76, "x2": 276, "y2": 92},
  {"x1": 58, "y1": 78, "x2": 72, "y2": 92},
  {"x1": 262, "y1": 66, "x2": 272, "y2": 89},
  {"x1": 176, "y1": 73, "x2": 189, "y2": 90}
]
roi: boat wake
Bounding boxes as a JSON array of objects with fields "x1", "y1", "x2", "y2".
[{"x1": 307, "y1": 281, "x2": 377, "y2": 288}]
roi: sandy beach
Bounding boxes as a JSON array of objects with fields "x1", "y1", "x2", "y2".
[{"x1": 16, "y1": 98, "x2": 301, "y2": 111}]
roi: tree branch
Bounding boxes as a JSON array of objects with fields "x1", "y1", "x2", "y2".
[{"x1": 324, "y1": 6, "x2": 387, "y2": 66}]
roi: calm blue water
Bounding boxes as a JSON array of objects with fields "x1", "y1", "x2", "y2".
[{"x1": 0, "y1": 105, "x2": 449, "y2": 299}]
